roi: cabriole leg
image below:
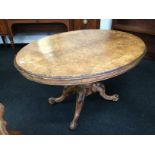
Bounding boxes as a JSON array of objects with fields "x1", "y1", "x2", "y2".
[
  {"x1": 92, "y1": 83, "x2": 119, "y2": 102},
  {"x1": 69, "y1": 86, "x2": 86, "y2": 130},
  {"x1": 48, "y1": 86, "x2": 76, "y2": 104}
]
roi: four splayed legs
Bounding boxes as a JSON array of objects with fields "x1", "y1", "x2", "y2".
[{"x1": 49, "y1": 82, "x2": 119, "y2": 130}]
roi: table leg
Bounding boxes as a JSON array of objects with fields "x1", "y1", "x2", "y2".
[
  {"x1": 48, "y1": 86, "x2": 76, "y2": 104},
  {"x1": 92, "y1": 83, "x2": 119, "y2": 101},
  {"x1": 48, "y1": 82, "x2": 119, "y2": 130},
  {"x1": 70, "y1": 86, "x2": 86, "y2": 130}
]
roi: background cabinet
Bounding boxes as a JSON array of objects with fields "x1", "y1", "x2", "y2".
[
  {"x1": 73, "y1": 19, "x2": 100, "y2": 30},
  {"x1": 0, "y1": 20, "x2": 7, "y2": 34},
  {"x1": 0, "y1": 19, "x2": 100, "y2": 50},
  {"x1": 112, "y1": 19, "x2": 155, "y2": 60},
  {"x1": 0, "y1": 20, "x2": 8, "y2": 46}
]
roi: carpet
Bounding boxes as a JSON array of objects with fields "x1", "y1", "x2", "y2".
[{"x1": 0, "y1": 45, "x2": 155, "y2": 135}]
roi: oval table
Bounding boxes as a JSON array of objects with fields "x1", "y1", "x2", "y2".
[{"x1": 14, "y1": 30, "x2": 146, "y2": 130}]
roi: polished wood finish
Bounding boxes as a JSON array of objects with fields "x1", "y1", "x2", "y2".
[
  {"x1": 15, "y1": 30, "x2": 146, "y2": 85},
  {"x1": 112, "y1": 19, "x2": 155, "y2": 60},
  {"x1": 14, "y1": 30, "x2": 146, "y2": 129}
]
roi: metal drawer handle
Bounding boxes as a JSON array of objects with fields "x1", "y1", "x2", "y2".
[{"x1": 83, "y1": 19, "x2": 88, "y2": 25}]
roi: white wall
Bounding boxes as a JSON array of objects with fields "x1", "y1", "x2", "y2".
[
  {"x1": 0, "y1": 19, "x2": 112, "y2": 44},
  {"x1": 100, "y1": 19, "x2": 112, "y2": 30}
]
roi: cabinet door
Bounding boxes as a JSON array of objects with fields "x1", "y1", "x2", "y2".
[
  {"x1": 0, "y1": 20, "x2": 8, "y2": 35},
  {"x1": 74, "y1": 19, "x2": 100, "y2": 30}
]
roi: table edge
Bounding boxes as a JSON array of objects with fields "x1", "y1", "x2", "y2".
[{"x1": 14, "y1": 47, "x2": 146, "y2": 86}]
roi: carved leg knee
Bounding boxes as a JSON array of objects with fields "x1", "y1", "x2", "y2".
[
  {"x1": 48, "y1": 86, "x2": 76, "y2": 104},
  {"x1": 93, "y1": 83, "x2": 119, "y2": 102}
]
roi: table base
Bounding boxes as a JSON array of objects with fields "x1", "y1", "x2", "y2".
[{"x1": 48, "y1": 82, "x2": 119, "y2": 130}]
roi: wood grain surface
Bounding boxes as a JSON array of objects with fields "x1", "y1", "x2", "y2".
[{"x1": 14, "y1": 30, "x2": 146, "y2": 85}]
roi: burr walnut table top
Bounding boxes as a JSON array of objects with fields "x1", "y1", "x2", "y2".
[{"x1": 14, "y1": 30, "x2": 146, "y2": 85}]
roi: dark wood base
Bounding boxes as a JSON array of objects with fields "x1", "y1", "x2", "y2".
[{"x1": 48, "y1": 82, "x2": 119, "y2": 130}]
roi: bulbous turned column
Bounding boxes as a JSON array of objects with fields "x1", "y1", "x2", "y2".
[{"x1": 48, "y1": 82, "x2": 119, "y2": 130}]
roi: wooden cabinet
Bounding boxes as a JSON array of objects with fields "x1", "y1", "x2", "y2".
[
  {"x1": 6, "y1": 19, "x2": 72, "y2": 34},
  {"x1": 112, "y1": 19, "x2": 155, "y2": 60},
  {"x1": 0, "y1": 20, "x2": 8, "y2": 35},
  {"x1": 37, "y1": 19, "x2": 71, "y2": 30},
  {"x1": 5, "y1": 19, "x2": 72, "y2": 49},
  {"x1": 0, "y1": 20, "x2": 8, "y2": 46},
  {"x1": 0, "y1": 19, "x2": 100, "y2": 50},
  {"x1": 73, "y1": 19, "x2": 100, "y2": 30}
]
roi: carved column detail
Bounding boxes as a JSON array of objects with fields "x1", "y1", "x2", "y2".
[{"x1": 48, "y1": 82, "x2": 119, "y2": 130}]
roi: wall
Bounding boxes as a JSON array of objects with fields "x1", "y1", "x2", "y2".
[
  {"x1": 100, "y1": 19, "x2": 112, "y2": 30},
  {"x1": 0, "y1": 19, "x2": 112, "y2": 44}
]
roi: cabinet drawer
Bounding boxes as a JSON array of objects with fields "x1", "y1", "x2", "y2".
[
  {"x1": 0, "y1": 20, "x2": 8, "y2": 35},
  {"x1": 74, "y1": 19, "x2": 100, "y2": 30},
  {"x1": 37, "y1": 19, "x2": 71, "y2": 30}
]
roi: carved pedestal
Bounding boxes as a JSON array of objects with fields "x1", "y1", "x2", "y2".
[{"x1": 48, "y1": 82, "x2": 119, "y2": 130}]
